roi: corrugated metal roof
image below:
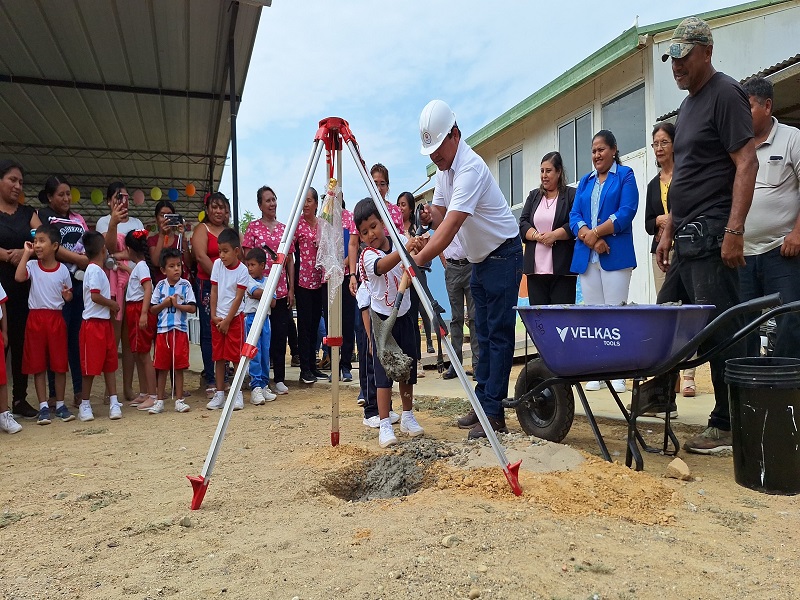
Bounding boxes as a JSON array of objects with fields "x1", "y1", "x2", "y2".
[
  {"x1": 427, "y1": 0, "x2": 794, "y2": 176},
  {"x1": 0, "y1": 0, "x2": 265, "y2": 225}
]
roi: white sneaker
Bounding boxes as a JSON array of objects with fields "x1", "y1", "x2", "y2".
[
  {"x1": 148, "y1": 400, "x2": 164, "y2": 414},
  {"x1": 363, "y1": 415, "x2": 380, "y2": 428},
  {"x1": 250, "y1": 387, "x2": 266, "y2": 406},
  {"x1": 109, "y1": 403, "x2": 123, "y2": 420},
  {"x1": 400, "y1": 411, "x2": 424, "y2": 437},
  {"x1": 389, "y1": 410, "x2": 400, "y2": 424},
  {"x1": 175, "y1": 399, "x2": 191, "y2": 413},
  {"x1": 206, "y1": 391, "x2": 225, "y2": 410},
  {"x1": 356, "y1": 395, "x2": 366, "y2": 407},
  {"x1": 78, "y1": 403, "x2": 95, "y2": 422},
  {"x1": 584, "y1": 381, "x2": 604, "y2": 391},
  {"x1": 0, "y1": 411, "x2": 22, "y2": 434},
  {"x1": 611, "y1": 379, "x2": 627, "y2": 393},
  {"x1": 263, "y1": 388, "x2": 277, "y2": 402},
  {"x1": 378, "y1": 421, "x2": 398, "y2": 448},
  {"x1": 274, "y1": 382, "x2": 289, "y2": 395},
  {"x1": 233, "y1": 391, "x2": 244, "y2": 411}
]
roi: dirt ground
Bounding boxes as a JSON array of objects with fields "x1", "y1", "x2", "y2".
[{"x1": 1, "y1": 368, "x2": 799, "y2": 600}]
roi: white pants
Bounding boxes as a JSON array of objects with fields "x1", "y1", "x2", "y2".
[{"x1": 580, "y1": 262, "x2": 632, "y2": 305}]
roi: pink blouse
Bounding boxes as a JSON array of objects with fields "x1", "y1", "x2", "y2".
[
  {"x1": 294, "y1": 217, "x2": 324, "y2": 290},
  {"x1": 533, "y1": 200, "x2": 557, "y2": 275},
  {"x1": 243, "y1": 219, "x2": 295, "y2": 299}
]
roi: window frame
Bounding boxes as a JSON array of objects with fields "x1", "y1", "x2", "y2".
[
  {"x1": 600, "y1": 81, "x2": 647, "y2": 158},
  {"x1": 497, "y1": 145, "x2": 525, "y2": 209},
  {"x1": 557, "y1": 108, "x2": 593, "y2": 185}
]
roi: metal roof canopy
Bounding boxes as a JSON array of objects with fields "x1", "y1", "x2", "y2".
[{"x1": 0, "y1": 0, "x2": 268, "y2": 226}]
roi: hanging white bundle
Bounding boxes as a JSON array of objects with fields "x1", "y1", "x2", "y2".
[{"x1": 316, "y1": 178, "x2": 344, "y2": 304}]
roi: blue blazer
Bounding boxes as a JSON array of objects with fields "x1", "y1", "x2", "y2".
[{"x1": 569, "y1": 164, "x2": 638, "y2": 273}]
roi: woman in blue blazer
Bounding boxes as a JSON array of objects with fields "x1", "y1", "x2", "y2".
[{"x1": 569, "y1": 129, "x2": 639, "y2": 392}]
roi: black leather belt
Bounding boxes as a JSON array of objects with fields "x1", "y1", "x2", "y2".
[{"x1": 446, "y1": 258, "x2": 470, "y2": 266}]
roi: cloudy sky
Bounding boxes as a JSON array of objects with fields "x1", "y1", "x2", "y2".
[{"x1": 218, "y1": 0, "x2": 736, "y2": 223}]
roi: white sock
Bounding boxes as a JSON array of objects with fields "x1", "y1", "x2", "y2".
[
  {"x1": 402, "y1": 410, "x2": 413, "y2": 417},
  {"x1": 81, "y1": 400, "x2": 91, "y2": 408},
  {"x1": 56, "y1": 401, "x2": 65, "y2": 409},
  {"x1": 40, "y1": 402, "x2": 48, "y2": 410},
  {"x1": 109, "y1": 395, "x2": 120, "y2": 406}
]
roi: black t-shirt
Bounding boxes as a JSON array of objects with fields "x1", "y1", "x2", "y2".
[
  {"x1": 668, "y1": 72, "x2": 753, "y2": 231},
  {"x1": 0, "y1": 203, "x2": 35, "y2": 284}
]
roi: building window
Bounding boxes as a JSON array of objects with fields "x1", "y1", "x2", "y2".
[
  {"x1": 498, "y1": 148, "x2": 523, "y2": 207},
  {"x1": 602, "y1": 84, "x2": 646, "y2": 157},
  {"x1": 558, "y1": 112, "x2": 592, "y2": 184}
]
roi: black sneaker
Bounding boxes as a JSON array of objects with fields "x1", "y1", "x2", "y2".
[
  {"x1": 291, "y1": 355, "x2": 301, "y2": 368},
  {"x1": 299, "y1": 370, "x2": 316, "y2": 384},
  {"x1": 12, "y1": 400, "x2": 38, "y2": 419},
  {"x1": 442, "y1": 367, "x2": 457, "y2": 380},
  {"x1": 312, "y1": 369, "x2": 328, "y2": 380}
]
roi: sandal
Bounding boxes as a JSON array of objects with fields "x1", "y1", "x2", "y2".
[
  {"x1": 682, "y1": 378, "x2": 696, "y2": 397},
  {"x1": 129, "y1": 393, "x2": 149, "y2": 407},
  {"x1": 205, "y1": 386, "x2": 217, "y2": 399}
]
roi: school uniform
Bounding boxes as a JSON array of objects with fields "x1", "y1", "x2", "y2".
[
  {"x1": 210, "y1": 259, "x2": 249, "y2": 363},
  {"x1": 151, "y1": 277, "x2": 195, "y2": 371},
  {"x1": 125, "y1": 260, "x2": 157, "y2": 353},
  {"x1": 22, "y1": 261, "x2": 72, "y2": 374},
  {"x1": 80, "y1": 263, "x2": 117, "y2": 376}
]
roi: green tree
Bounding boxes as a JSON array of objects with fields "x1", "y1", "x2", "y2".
[{"x1": 239, "y1": 210, "x2": 255, "y2": 235}]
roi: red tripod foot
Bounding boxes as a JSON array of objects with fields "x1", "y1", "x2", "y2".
[
  {"x1": 187, "y1": 475, "x2": 209, "y2": 510},
  {"x1": 504, "y1": 460, "x2": 523, "y2": 496},
  {"x1": 331, "y1": 431, "x2": 340, "y2": 447}
]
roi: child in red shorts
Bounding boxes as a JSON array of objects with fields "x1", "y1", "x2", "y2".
[
  {"x1": 0, "y1": 281, "x2": 22, "y2": 434},
  {"x1": 149, "y1": 248, "x2": 196, "y2": 413},
  {"x1": 78, "y1": 231, "x2": 121, "y2": 422},
  {"x1": 122, "y1": 229, "x2": 158, "y2": 411},
  {"x1": 206, "y1": 228, "x2": 248, "y2": 411},
  {"x1": 15, "y1": 224, "x2": 74, "y2": 425}
]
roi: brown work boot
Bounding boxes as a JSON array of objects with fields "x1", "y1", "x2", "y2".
[
  {"x1": 456, "y1": 409, "x2": 479, "y2": 429},
  {"x1": 467, "y1": 416, "x2": 508, "y2": 439},
  {"x1": 683, "y1": 426, "x2": 733, "y2": 455}
]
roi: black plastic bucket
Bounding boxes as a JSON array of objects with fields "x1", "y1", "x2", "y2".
[{"x1": 725, "y1": 357, "x2": 800, "y2": 495}]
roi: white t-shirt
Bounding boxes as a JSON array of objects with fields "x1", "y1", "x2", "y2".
[
  {"x1": 126, "y1": 260, "x2": 152, "y2": 303},
  {"x1": 358, "y1": 236, "x2": 411, "y2": 317},
  {"x1": 95, "y1": 215, "x2": 145, "y2": 236},
  {"x1": 243, "y1": 276, "x2": 272, "y2": 315},
  {"x1": 83, "y1": 263, "x2": 111, "y2": 320},
  {"x1": 0, "y1": 282, "x2": 6, "y2": 320},
  {"x1": 25, "y1": 261, "x2": 72, "y2": 310},
  {"x1": 210, "y1": 259, "x2": 249, "y2": 318},
  {"x1": 151, "y1": 278, "x2": 196, "y2": 333},
  {"x1": 432, "y1": 137, "x2": 519, "y2": 262}
]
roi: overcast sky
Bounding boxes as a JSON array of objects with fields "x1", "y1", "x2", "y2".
[{"x1": 218, "y1": 0, "x2": 736, "y2": 223}]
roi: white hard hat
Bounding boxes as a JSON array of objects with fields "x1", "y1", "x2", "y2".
[{"x1": 419, "y1": 99, "x2": 456, "y2": 155}]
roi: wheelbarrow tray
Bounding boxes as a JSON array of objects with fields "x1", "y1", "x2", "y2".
[{"x1": 516, "y1": 304, "x2": 716, "y2": 378}]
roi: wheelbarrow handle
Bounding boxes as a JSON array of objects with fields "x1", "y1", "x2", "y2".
[{"x1": 681, "y1": 298, "x2": 800, "y2": 369}]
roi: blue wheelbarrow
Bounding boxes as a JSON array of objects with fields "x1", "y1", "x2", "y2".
[{"x1": 504, "y1": 294, "x2": 795, "y2": 470}]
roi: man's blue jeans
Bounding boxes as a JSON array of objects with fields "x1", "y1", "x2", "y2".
[
  {"x1": 471, "y1": 237, "x2": 522, "y2": 419},
  {"x1": 739, "y1": 246, "x2": 800, "y2": 358}
]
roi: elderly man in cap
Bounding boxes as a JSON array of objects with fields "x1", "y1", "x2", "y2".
[
  {"x1": 656, "y1": 17, "x2": 758, "y2": 454},
  {"x1": 415, "y1": 100, "x2": 522, "y2": 439}
]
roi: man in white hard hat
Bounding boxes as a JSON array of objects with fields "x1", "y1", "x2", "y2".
[{"x1": 414, "y1": 100, "x2": 522, "y2": 439}]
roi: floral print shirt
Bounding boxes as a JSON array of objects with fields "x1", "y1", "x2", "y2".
[
  {"x1": 293, "y1": 217, "x2": 323, "y2": 290},
  {"x1": 242, "y1": 219, "x2": 295, "y2": 299}
]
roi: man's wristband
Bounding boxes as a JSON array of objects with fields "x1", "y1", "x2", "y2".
[{"x1": 724, "y1": 227, "x2": 744, "y2": 236}]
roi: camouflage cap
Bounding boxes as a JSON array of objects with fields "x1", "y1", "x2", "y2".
[{"x1": 661, "y1": 16, "x2": 714, "y2": 62}]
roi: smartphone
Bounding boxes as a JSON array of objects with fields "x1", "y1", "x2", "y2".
[{"x1": 117, "y1": 193, "x2": 129, "y2": 210}]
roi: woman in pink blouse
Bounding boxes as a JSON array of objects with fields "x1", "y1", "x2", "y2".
[
  {"x1": 242, "y1": 186, "x2": 295, "y2": 394},
  {"x1": 294, "y1": 187, "x2": 326, "y2": 384}
]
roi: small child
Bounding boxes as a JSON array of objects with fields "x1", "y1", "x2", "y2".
[
  {"x1": 243, "y1": 248, "x2": 277, "y2": 405},
  {"x1": 354, "y1": 198, "x2": 424, "y2": 448},
  {"x1": 123, "y1": 229, "x2": 158, "y2": 411},
  {"x1": 0, "y1": 281, "x2": 22, "y2": 434},
  {"x1": 14, "y1": 224, "x2": 74, "y2": 425},
  {"x1": 207, "y1": 227, "x2": 249, "y2": 411},
  {"x1": 150, "y1": 248, "x2": 196, "y2": 413},
  {"x1": 78, "y1": 230, "x2": 121, "y2": 422}
]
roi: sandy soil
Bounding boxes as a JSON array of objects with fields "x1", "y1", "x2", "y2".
[{"x1": 1, "y1": 370, "x2": 799, "y2": 600}]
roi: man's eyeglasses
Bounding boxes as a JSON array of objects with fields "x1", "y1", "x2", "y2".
[{"x1": 651, "y1": 141, "x2": 672, "y2": 149}]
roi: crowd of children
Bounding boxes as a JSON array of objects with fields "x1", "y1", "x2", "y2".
[{"x1": 1, "y1": 205, "x2": 427, "y2": 450}]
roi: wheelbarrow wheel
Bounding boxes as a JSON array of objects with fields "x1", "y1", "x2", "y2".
[{"x1": 514, "y1": 358, "x2": 574, "y2": 443}]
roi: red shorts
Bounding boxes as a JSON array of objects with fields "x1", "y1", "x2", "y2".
[
  {"x1": 125, "y1": 301, "x2": 156, "y2": 353},
  {"x1": 79, "y1": 319, "x2": 118, "y2": 376},
  {"x1": 0, "y1": 335, "x2": 6, "y2": 386},
  {"x1": 153, "y1": 330, "x2": 190, "y2": 371},
  {"x1": 211, "y1": 313, "x2": 244, "y2": 362},
  {"x1": 23, "y1": 309, "x2": 68, "y2": 374}
]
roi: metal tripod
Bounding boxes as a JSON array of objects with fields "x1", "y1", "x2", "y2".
[{"x1": 188, "y1": 117, "x2": 521, "y2": 509}]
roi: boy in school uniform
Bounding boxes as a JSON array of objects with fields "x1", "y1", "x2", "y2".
[
  {"x1": 243, "y1": 248, "x2": 277, "y2": 405},
  {"x1": 206, "y1": 227, "x2": 249, "y2": 411},
  {"x1": 149, "y1": 248, "x2": 196, "y2": 413},
  {"x1": 14, "y1": 224, "x2": 74, "y2": 424},
  {"x1": 354, "y1": 198, "x2": 425, "y2": 448},
  {"x1": 78, "y1": 231, "x2": 121, "y2": 422}
]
